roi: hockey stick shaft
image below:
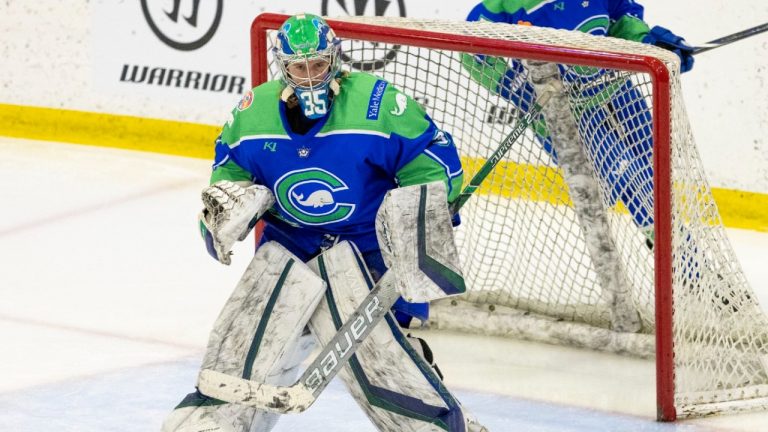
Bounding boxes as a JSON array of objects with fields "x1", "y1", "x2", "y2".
[
  {"x1": 198, "y1": 90, "x2": 555, "y2": 414},
  {"x1": 693, "y1": 21, "x2": 768, "y2": 54},
  {"x1": 450, "y1": 91, "x2": 553, "y2": 214}
]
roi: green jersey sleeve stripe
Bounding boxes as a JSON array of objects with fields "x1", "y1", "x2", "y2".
[
  {"x1": 460, "y1": 52, "x2": 509, "y2": 94},
  {"x1": 228, "y1": 134, "x2": 291, "y2": 148},
  {"x1": 210, "y1": 159, "x2": 252, "y2": 185},
  {"x1": 424, "y1": 149, "x2": 464, "y2": 179},
  {"x1": 315, "y1": 129, "x2": 391, "y2": 139},
  {"x1": 396, "y1": 153, "x2": 464, "y2": 203}
]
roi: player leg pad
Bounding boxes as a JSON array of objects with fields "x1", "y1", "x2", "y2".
[
  {"x1": 162, "y1": 242, "x2": 324, "y2": 432},
  {"x1": 307, "y1": 241, "x2": 481, "y2": 431}
]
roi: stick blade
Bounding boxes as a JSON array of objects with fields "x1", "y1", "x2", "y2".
[{"x1": 197, "y1": 369, "x2": 315, "y2": 414}]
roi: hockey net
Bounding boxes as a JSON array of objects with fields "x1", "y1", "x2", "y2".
[{"x1": 251, "y1": 14, "x2": 768, "y2": 420}]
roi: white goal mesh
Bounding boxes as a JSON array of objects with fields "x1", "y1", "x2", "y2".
[{"x1": 253, "y1": 15, "x2": 768, "y2": 419}]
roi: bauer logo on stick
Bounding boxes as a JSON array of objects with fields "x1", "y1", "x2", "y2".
[{"x1": 303, "y1": 294, "x2": 382, "y2": 393}]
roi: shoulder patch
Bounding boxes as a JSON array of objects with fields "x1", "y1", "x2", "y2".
[
  {"x1": 237, "y1": 90, "x2": 254, "y2": 111},
  {"x1": 390, "y1": 92, "x2": 408, "y2": 116}
]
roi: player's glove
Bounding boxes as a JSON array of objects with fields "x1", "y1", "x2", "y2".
[
  {"x1": 198, "y1": 180, "x2": 275, "y2": 265},
  {"x1": 643, "y1": 26, "x2": 695, "y2": 73}
]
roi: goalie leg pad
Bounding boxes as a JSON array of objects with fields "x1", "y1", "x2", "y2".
[
  {"x1": 307, "y1": 241, "x2": 485, "y2": 432},
  {"x1": 375, "y1": 181, "x2": 465, "y2": 303},
  {"x1": 162, "y1": 242, "x2": 324, "y2": 432}
]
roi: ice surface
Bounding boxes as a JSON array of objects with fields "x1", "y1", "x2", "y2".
[{"x1": 1, "y1": 137, "x2": 766, "y2": 431}]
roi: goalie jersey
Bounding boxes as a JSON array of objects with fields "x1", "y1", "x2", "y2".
[{"x1": 210, "y1": 72, "x2": 464, "y2": 261}]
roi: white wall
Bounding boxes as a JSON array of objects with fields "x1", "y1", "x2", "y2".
[
  {"x1": 1, "y1": 0, "x2": 766, "y2": 193},
  {"x1": 640, "y1": 0, "x2": 768, "y2": 194}
]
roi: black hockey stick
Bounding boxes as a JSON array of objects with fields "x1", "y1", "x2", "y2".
[
  {"x1": 197, "y1": 90, "x2": 555, "y2": 414},
  {"x1": 693, "y1": 21, "x2": 768, "y2": 55},
  {"x1": 450, "y1": 92, "x2": 552, "y2": 214}
]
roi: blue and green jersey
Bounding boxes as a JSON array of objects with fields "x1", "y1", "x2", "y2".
[
  {"x1": 210, "y1": 72, "x2": 464, "y2": 259},
  {"x1": 464, "y1": 0, "x2": 656, "y2": 231}
]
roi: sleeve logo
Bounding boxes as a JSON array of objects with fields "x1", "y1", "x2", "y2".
[
  {"x1": 366, "y1": 79, "x2": 389, "y2": 120},
  {"x1": 390, "y1": 93, "x2": 408, "y2": 116},
  {"x1": 237, "y1": 90, "x2": 254, "y2": 111}
]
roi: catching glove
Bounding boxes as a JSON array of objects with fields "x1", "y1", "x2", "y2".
[{"x1": 198, "y1": 180, "x2": 274, "y2": 265}]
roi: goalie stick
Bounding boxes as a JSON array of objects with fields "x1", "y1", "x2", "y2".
[
  {"x1": 693, "y1": 21, "x2": 768, "y2": 55},
  {"x1": 197, "y1": 89, "x2": 556, "y2": 414}
]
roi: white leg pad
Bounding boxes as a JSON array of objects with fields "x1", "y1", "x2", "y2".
[
  {"x1": 162, "y1": 242, "x2": 324, "y2": 432},
  {"x1": 307, "y1": 241, "x2": 482, "y2": 432}
]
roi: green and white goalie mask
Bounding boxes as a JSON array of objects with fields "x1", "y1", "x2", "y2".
[{"x1": 274, "y1": 14, "x2": 341, "y2": 119}]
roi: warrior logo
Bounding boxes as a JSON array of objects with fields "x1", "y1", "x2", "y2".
[
  {"x1": 141, "y1": 0, "x2": 223, "y2": 51},
  {"x1": 321, "y1": 0, "x2": 406, "y2": 71},
  {"x1": 274, "y1": 168, "x2": 356, "y2": 225}
]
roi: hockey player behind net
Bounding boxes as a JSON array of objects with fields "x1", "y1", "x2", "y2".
[
  {"x1": 464, "y1": 0, "x2": 695, "y2": 247},
  {"x1": 462, "y1": 1, "x2": 754, "y2": 314},
  {"x1": 161, "y1": 13, "x2": 488, "y2": 432}
]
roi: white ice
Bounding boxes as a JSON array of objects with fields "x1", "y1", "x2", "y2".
[{"x1": 1, "y1": 137, "x2": 767, "y2": 431}]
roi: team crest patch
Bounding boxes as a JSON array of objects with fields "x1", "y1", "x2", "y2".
[
  {"x1": 237, "y1": 90, "x2": 254, "y2": 111},
  {"x1": 274, "y1": 168, "x2": 356, "y2": 226}
]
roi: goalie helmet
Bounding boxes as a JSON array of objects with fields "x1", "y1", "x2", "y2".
[{"x1": 274, "y1": 14, "x2": 341, "y2": 119}]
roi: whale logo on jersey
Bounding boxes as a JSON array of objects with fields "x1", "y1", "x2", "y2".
[
  {"x1": 574, "y1": 15, "x2": 610, "y2": 36},
  {"x1": 390, "y1": 93, "x2": 408, "y2": 116},
  {"x1": 292, "y1": 190, "x2": 333, "y2": 207},
  {"x1": 274, "y1": 168, "x2": 356, "y2": 225}
]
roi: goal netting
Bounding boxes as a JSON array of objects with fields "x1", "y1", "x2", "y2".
[{"x1": 251, "y1": 14, "x2": 768, "y2": 420}]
